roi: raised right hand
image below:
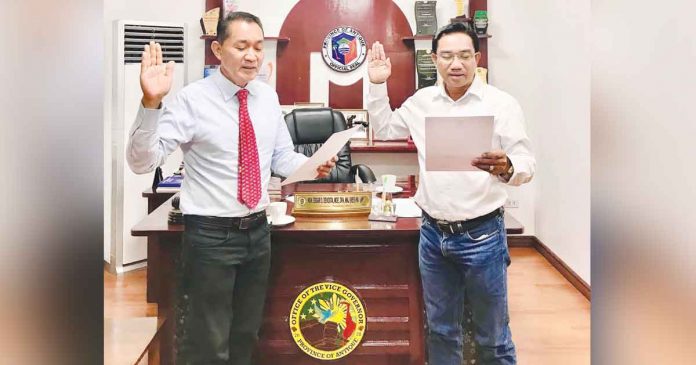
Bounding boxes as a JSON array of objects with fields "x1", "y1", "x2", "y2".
[
  {"x1": 140, "y1": 41, "x2": 175, "y2": 109},
  {"x1": 367, "y1": 41, "x2": 392, "y2": 84}
]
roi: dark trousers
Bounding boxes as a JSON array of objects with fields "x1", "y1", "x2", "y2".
[{"x1": 175, "y1": 215, "x2": 271, "y2": 365}]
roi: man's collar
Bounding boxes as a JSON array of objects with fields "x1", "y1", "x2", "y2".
[
  {"x1": 437, "y1": 73, "x2": 485, "y2": 102},
  {"x1": 211, "y1": 68, "x2": 257, "y2": 101}
]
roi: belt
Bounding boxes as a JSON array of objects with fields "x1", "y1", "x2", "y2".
[
  {"x1": 423, "y1": 207, "x2": 503, "y2": 235},
  {"x1": 184, "y1": 211, "x2": 268, "y2": 230}
]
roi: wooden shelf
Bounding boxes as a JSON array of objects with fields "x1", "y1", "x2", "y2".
[
  {"x1": 402, "y1": 34, "x2": 491, "y2": 42},
  {"x1": 402, "y1": 35, "x2": 437, "y2": 41},
  {"x1": 350, "y1": 140, "x2": 417, "y2": 153}
]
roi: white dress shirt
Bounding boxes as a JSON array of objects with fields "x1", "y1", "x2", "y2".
[
  {"x1": 367, "y1": 75, "x2": 535, "y2": 221},
  {"x1": 127, "y1": 69, "x2": 307, "y2": 217}
]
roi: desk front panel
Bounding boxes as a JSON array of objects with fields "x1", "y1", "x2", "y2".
[{"x1": 258, "y1": 228, "x2": 424, "y2": 365}]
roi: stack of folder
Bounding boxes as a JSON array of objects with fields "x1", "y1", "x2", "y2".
[{"x1": 156, "y1": 174, "x2": 182, "y2": 193}]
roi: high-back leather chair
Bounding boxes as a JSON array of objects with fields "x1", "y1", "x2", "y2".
[{"x1": 284, "y1": 108, "x2": 376, "y2": 183}]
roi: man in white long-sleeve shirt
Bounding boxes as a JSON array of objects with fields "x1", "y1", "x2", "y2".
[
  {"x1": 366, "y1": 22, "x2": 535, "y2": 365},
  {"x1": 127, "y1": 12, "x2": 335, "y2": 365}
]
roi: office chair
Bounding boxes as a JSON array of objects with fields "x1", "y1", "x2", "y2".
[{"x1": 284, "y1": 108, "x2": 376, "y2": 183}]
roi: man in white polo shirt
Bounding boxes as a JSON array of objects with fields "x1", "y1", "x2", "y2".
[{"x1": 366, "y1": 22, "x2": 535, "y2": 365}]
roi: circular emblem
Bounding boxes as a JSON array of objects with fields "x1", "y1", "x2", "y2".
[
  {"x1": 321, "y1": 26, "x2": 368, "y2": 72},
  {"x1": 289, "y1": 281, "x2": 367, "y2": 360}
]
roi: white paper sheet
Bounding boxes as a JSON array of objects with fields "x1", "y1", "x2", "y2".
[
  {"x1": 281, "y1": 126, "x2": 361, "y2": 186},
  {"x1": 425, "y1": 116, "x2": 494, "y2": 171}
]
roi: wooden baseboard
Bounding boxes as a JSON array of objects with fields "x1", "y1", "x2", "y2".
[
  {"x1": 507, "y1": 235, "x2": 536, "y2": 247},
  {"x1": 508, "y1": 235, "x2": 591, "y2": 301},
  {"x1": 533, "y1": 237, "x2": 591, "y2": 300}
]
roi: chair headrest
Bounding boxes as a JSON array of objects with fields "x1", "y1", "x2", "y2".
[{"x1": 284, "y1": 108, "x2": 347, "y2": 144}]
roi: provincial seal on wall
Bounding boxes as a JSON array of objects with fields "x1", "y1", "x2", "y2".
[{"x1": 321, "y1": 26, "x2": 368, "y2": 72}]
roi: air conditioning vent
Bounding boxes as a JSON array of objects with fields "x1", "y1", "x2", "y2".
[{"x1": 123, "y1": 24, "x2": 185, "y2": 64}]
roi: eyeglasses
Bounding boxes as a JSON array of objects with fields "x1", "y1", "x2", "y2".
[{"x1": 436, "y1": 51, "x2": 478, "y2": 63}]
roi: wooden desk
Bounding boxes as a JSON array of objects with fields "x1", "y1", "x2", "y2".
[
  {"x1": 132, "y1": 185, "x2": 522, "y2": 364},
  {"x1": 142, "y1": 188, "x2": 176, "y2": 214},
  {"x1": 141, "y1": 188, "x2": 176, "y2": 303}
]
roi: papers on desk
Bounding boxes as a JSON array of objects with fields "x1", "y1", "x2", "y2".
[
  {"x1": 155, "y1": 187, "x2": 180, "y2": 193},
  {"x1": 281, "y1": 126, "x2": 361, "y2": 186},
  {"x1": 372, "y1": 197, "x2": 422, "y2": 218},
  {"x1": 156, "y1": 174, "x2": 182, "y2": 193},
  {"x1": 425, "y1": 116, "x2": 494, "y2": 171},
  {"x1": 158, "y1": 174, "x2": 183, "y2": 187}
]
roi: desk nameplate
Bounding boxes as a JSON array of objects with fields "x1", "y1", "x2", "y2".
[{"x1": 292, "y1": 191, "x2": 372, "y2": 217}]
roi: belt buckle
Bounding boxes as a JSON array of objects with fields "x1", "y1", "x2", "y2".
[
  {"x1": 238, "y1": 216, "x2": 252, "y2": 230},
  {"x1": 436, "y1": 220, "x2": 454, "y2": 235}
]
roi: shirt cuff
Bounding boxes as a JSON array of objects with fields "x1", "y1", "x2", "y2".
[
  {"x1": 369, "y1": 82, "x2": 389, "y2": 98},
  {"x1": 137, "y1": 103, "x2": 163, "y2": 131},
  {"x1": 504, "y1": 155, "x2": 524, "y2": 185}
]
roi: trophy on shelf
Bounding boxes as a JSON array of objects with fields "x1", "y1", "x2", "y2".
[
  {"x1": 415, "y1": 1, "x2": 438, "y2": 35},
  {"x1": 200, "y1": 7, "x2": 220, "y2": 36},
  {"x1": 473, "y1": 10, "x2": 489, "y2": 35},
  {"x1": 450, "y1": 0, "x2": 469, "y2": 24}
]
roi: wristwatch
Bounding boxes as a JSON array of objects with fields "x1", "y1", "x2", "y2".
[{"x1": 501, "y1": 157, "x2": 514, "y2": 181}]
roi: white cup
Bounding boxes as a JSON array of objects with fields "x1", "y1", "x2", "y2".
[
  {"x1": 268, "y1": 201, "x2": 288, "y2": 223},
  {"x1": 381, "y1": 174, "x2": 397, "y2": 192}
]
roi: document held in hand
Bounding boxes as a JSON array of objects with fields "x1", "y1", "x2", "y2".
[
  {"x1": 281, "y1": 126, "x2": 362, "y2": 186},
  {"x1": 425, "y1": 116, "x2": 494, "y2": 171}
]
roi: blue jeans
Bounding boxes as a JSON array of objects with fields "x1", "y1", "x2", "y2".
[{"x1": 419, "y1": 212, "x2": 516, "y2": 365}]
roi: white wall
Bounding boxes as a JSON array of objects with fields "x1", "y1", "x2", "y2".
[{"x1": 489, "y1": 1, "x2": 591, "y2": 283}]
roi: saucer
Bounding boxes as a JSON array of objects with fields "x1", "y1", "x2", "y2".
[
  {"x1": 375, "y1": 186, "x2": 403, "y2": 193},
  {"x1": 270, "y1": 215, "x2": 296, "y2": 227}
]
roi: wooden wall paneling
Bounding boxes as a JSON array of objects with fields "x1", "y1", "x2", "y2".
[
  {"x1": 478, "y1": 35, "x2": 488, "y2": 69},
  {"x1": 204, "y1": 39, "x2": 219, "y2": 65},
  {"x1": 328, "y1": 79, "x2": 363, "y2": 109},
  {"x1": 203, "y1": 1, "x2": 490, "y2": 102},
  {"x1": 277, "y1": 0, "x2": 415, "y2": 109}
]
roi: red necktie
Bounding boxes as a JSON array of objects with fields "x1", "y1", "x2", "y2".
[{"x1": 236, "y1": 89, "x2": 261, "y2": 209}]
